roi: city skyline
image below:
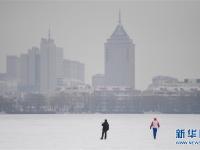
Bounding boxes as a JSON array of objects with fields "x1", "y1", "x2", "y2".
[
  {"x1": 1, "y1": 1, "x2": 200, "y2": 89},
  {"x1": 5, "y1": 33, "x2": 85, "y2": 94}
]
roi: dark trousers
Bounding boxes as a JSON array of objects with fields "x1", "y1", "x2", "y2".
[
  {"x1": 153, "y1": 128, "x2": 157, "y2": 139},
  {"x1": 101, "y1": 130, "x2": 107, "y2": 139}
]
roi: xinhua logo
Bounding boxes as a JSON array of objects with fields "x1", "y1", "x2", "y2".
[{"x1": 176, "y1": 129, "x2": 200, "y2": 145}]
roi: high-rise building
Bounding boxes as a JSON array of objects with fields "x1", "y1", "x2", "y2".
[
  {"x1": 19, "y1": 53, "x2": 29, "y2": 89},
  {"x1": 16, "y1": 47, "x2": 40, "y2": 92},
  {"x1": 28, "y1": 47, "x2": 40, "y2": 91},
  {"x1": 40, "y1": 30, "x2": 64, "y2": 94},
  {"x1": 63, "y1": 59, "x2": 85, "y2": 83},
  {"x1": 104, "y1": 12, "x2": 135, "y2": 88},
  {"x1": 56, "y1": 47, "x2": 64, "y2": 79},
  {"x1": 6, "y1": 55, "x2": 19, "y2": 80}
]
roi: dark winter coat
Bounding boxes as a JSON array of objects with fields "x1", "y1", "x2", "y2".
[{"x1": 102, "y1": 121, "x2": 109, "y2": 131}]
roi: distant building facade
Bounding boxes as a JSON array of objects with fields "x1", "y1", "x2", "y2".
[
  {"x1": 63, "y1": 59, "x2": 85, "y2": 84},
  {"x1": 27, "y1": 47, "x2": 40, "y2": 91},
  {"x1": 0, "y1": 73, "x2": 18, "y2": 97},
  {"x1": 40, "y1": 31, "x2": 64, "y2": 94},
  {"x1": 6, "y1": 55, "x2": 19, "y2": 80},
  {"x1": 17, "y1": 47, "x2": 40, "y2": 92},
  {"x1": 147, "y1": 76, "x2": 200, "y2": 95},
  {"x1": 104, "y1": 12, "x2": 135, "y2": 88},
  {"x1": 19, "y1": 53, "x2": 29, "y2": 89},
  {"x1": 92, "y1": 74, "x2": 105, "y2": 87}
]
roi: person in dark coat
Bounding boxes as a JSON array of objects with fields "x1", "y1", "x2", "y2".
[{"x1": 101, "y1": 119, "x2": 109, "y2": 140}]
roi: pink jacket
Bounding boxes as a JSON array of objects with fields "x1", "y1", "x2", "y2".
[{"x1": 150, "y1": 120, "x2": 160, "y2": 129}]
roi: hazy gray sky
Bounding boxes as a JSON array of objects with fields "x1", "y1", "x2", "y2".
[{"x1": 0, "y1": 1, "x2": 200, "y2": 89}]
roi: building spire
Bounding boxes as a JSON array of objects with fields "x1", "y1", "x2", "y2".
[{"x1": 118, "y1": 9, "x2": 121, "y2": 25}]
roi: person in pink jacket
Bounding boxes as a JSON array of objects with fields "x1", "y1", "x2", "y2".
[{"x1": 150, "y1": 117, "x2": 160, "y2": 139}]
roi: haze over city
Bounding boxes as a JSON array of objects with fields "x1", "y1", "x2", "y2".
[
  {"x1": 0, "y1": 3, "x2": 200, "y2": 149},
  {"x1": 0, "y1": 1, "x2": 200, "y2": 89}
]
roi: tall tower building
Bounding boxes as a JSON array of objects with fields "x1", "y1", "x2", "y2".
[
  {"x1": 6, "y1": 55, "x2": 19, "y2": 80},
  {"x1": 105, "y1": 11, "x2": 135, "y2": 88},
  {"x1": 16, "y1": 47, "x2": 40, "y2": 92},
  {"x1": 28, "y1": 47, "x2": 40, "y2": 91},
  {"x1": 19, "y1": 53, "x2": 29, "y2": 89},
  {"x1": 40, "y1": 29, "x2": 63, "y2": 94}
]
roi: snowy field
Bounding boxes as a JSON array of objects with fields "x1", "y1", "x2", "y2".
[{"x1": 0, "y1": 114, "x2": 200, "y2": 150}]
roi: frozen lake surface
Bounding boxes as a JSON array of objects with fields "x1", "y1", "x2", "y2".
[{"x1": 0, "y1": 114, "x2": 200, "y2": 150}]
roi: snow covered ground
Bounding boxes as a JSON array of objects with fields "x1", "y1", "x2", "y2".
[{"x1": 0, "y1": 114, "x2": 199, "y2": 150}]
